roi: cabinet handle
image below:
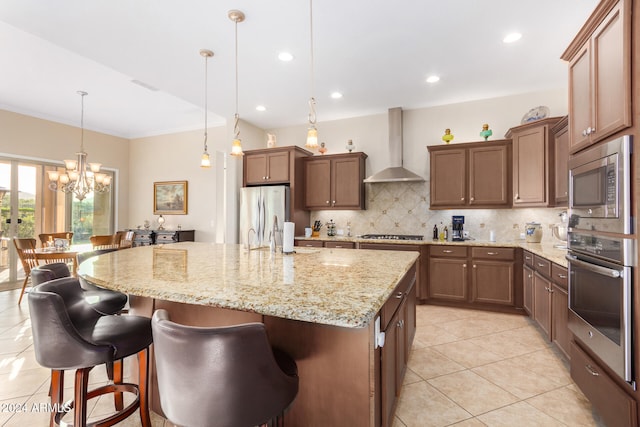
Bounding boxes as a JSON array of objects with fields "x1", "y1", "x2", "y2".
[
  {"x1": 326, "y1": 200, "x2": 330, "y2": 204},
  {"x1": 537, "y1": 263, "x2": 545, "y2": 268},
  {"x1": 582, "y1": 129, "x2": 588, "y2": 137},
  {"x1": 395, "y1": 292, "x2": 403, "y2": 299},
  {"x1": 263, "y1": 176, "x2": 267, "y2": 180},
  {"x1": 525, "y1": 255, "x2": 531, "y2": 260},
  {"x1": 305, "y1": 244, "x2": 314, "y2": 247},
  {"x1": 514, "y1": 193, "x2": 519, "y2": 200},
  {"x1": 473, "y1": 264, "x2": 476, "y2": 268},
  {"x1": 332, "y1": 200, "x2": 336, "y2": 206},
  {"x1": 528, "y1": 274, "x2": 532, "y2": 278},
  {"x1": 470, "y1": 197, "x2": 474, "y2": 201},
  {"x1": 335, "y1": 245, "x2": 343, "y2": 248},
  {"x1": 397, "y1": 319, "x2": 404, "y2": 328},
  {"x1": 486, "y1": 252, "x2": 498, "y2": 255},
  {"x1": 557, "y1": 274, "x2": 567, "y2": 279},
  {"x1": 460, "y1": 197, "x2": 465, "y2": 201},
  {"x1": 463, "y1": 263, "x2": 467, "y2": 268},
  {"x1": 442, "y1": 250, "x2": 453, "y2": 253},
  {"x1": 585, "y1": 364, "x2": 599, "y2": 376}
]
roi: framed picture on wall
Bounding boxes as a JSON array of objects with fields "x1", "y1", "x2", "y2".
[{"x1": 153, "y1": 181, "x2": 188, "y2": 215}]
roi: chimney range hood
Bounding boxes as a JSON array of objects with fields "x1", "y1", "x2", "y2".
[{"x1": 364, "y1": 107, "x2": 425, "y2": 183}]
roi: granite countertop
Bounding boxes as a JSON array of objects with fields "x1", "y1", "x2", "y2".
[
  {"x1": 295, "y1": 236, "x2": 568, "y2": 267},
  {"x1": 78, "y1": 242, "x2": 418, "y2": 329}
]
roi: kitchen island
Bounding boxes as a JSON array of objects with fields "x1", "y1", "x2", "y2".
[{"x1": 78, "y1": 242, "x2": 419, "y2": 426}]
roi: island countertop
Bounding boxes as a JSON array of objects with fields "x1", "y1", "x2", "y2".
[{"x1": 77, "y1": 242, "x2": 419, "y2": 329}]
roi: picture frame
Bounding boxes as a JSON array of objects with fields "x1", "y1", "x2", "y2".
[{"x1": 153, "y1": 181, "x2": 188, "y2": 215}]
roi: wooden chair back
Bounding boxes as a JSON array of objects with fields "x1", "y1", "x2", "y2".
[
  {"x1": 39, "y1": 232, "x2": 73, "y2": 248},
  {"x1": 117, "y1": 231, "x2": 135, "y2": 249},
  {"x1": 13, "y1": 238, "x2": 38, "y2": 304},
  {"x1": 90, "y1": 234, "x2": 119, "y2": 250}
]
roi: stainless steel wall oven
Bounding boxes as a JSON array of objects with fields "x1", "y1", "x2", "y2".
[{"x1": 567, "y1": 135, "x2": 635, "y2": 388}]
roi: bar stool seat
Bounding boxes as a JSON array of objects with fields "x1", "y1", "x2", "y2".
[
  {"x1": 28, "y1": 277, "x2": 152, "y2": 427},
  {"x1": 152, "y1": 309, "x2": 299, "y2": 427}
]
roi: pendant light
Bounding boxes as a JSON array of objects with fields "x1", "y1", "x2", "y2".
[
  {"x1": 229, "y1": 10, "x2": 245, "y2": 157},
  {"x1": 199, "y1": 49, "x2": 214, "y2": 168},
  {"x1": 305, "y1": 0, "x2": 318, "y2": 149}
]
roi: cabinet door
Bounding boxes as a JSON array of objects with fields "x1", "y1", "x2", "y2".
[
  {"x1": 430, "y1": 149, "x2": 466, "y2": 207},
  {"x1": 429, "y1": 258, "x2": 467, "y2": 301},
  {"x1": 513, "y1": 126, "x2": 547, "y2": 206},
  {"x1": 568, "y1": 42, "x2": 592, "y2": 152},
  {"x1": 471, "y1": 260, "x2": 514, "y2": 306},
  {"x1": 244, "y1": 154, "x2": 268, "y2": 185},
  {"x1": 553, "y1": 122, "x2": 569, "y2": 205},
  {"x1": 266, "y1": 151, "x2": 290, "y2": 183},
  {"x1": 468, "y1": 145, "x2": 509, "y2": 206},
  {"x1": 381, "y1": 308, "x2": 399, "y2": 427},
  {"x1": 533, "y1": 272, "x2": 552, "y2": 340},
  {"x1": 523, "y1": 264, "x2": 534, "y2": 316},
  {"x1": 551, "y1": 283, "x2": 570, "y2": 359},
  {"x1": 304, "y1": 159, "x2": 331, "y2": 209},
  {"x1": 332, "y1": 157, "x2": 362, "y2": 208},
  {"x1": 592, "y1": 1, "x2": 631, "y2": 144}
]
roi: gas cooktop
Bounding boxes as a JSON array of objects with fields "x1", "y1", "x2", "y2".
[{"x1": 358, "y1": 234, "x2": 424, "y2": 241}]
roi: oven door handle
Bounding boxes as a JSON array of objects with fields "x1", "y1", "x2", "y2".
[{"x1": 566, "y1": 254, "x2": 622, "y2": 278}]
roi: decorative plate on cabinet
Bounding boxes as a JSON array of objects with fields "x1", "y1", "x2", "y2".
[{"x1": 521, "y1": 106, "x2": 550, "y2": 124}]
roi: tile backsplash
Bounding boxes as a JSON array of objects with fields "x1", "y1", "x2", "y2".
[{"x1": 309, "y1": 182, "x2": 567, "y2": 244}]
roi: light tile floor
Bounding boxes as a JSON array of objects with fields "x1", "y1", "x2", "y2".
[{"x1": 0, "y1": 287, "x2": 602, "y2": 426}]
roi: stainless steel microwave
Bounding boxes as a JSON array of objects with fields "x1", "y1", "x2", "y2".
[{"x1": 568, "y1": 135, "x2": 633, "y2": 235}]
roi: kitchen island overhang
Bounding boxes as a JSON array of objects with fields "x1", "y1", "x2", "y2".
[{"x1": 78, "y1": 242, "x2": 418, "y2": 426}]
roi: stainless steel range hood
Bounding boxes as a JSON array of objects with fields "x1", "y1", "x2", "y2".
[{"x1": 364, "y1": 107, "x2": 425, "y2": 183}]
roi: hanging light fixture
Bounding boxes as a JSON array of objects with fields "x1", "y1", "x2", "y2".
[
  {"x1": 199, "y1": 48, "x2": 214, "y2": 168},
  {"x1": 229, "y1": 9, "x2": 245, "y2": 157},
  {"x1": 47, "y1": 91, "x2": 111, "y2": 201},
  {"x1": 305, "y1": 0, "x2": 318, "y2": 149}
]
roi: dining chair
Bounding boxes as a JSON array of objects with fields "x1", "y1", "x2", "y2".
[
  {"x1": 13, "y1": 237, "x2": 39, "y2": 304},
  {"x1": 90, "y1": 234, "x2": 119, "y2": 250},
  {"x1": 38, "y1": 231, "x2": 73, "y2": 248},
  {"x1": 118, "y1": 230, "x2": 135, "y2": 249}
]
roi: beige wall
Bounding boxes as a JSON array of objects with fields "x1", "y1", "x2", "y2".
[
  {"x1": 1, "y1": 88, "x2": 568, "y2": 244},
  {"x1": 0, "y1": 109, "x2": 130, "y2": 229}
]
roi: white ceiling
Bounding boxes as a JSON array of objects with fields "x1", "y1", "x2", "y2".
[{"x1": 0, "y1": 0, "x2": 598, "y2": 139}]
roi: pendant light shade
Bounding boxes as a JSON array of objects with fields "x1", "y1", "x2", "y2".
[
  {"x1": 199, "y1": 49, "x2": 214, "y2": 168},
  {"x1": 305, "y1": 0, "x2": 319, "y2": 149},
  {"x1": 229, "y1": 10, "x2": 245, "y2": 157}
]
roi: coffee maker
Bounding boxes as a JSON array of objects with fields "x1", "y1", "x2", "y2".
[{"x1": 452, "y1": 215, "x2": 465, "y2": 241}]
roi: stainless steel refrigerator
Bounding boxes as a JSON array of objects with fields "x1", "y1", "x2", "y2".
[{"x1": 239, "y1": 185, "x2": 290, "y2": 248}]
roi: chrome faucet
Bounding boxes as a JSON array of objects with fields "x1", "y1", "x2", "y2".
[
  {"x1": 247, "y1": 227, "x2": 256, "y2": 250},
  {"x1": 269, "y1": 215, "x2": 279, "y2": 253}
]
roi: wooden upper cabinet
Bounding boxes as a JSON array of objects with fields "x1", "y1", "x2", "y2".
[
  {"x1": 506, "y1": 117, "x2": 562, "y2": 208},
  {"x1": 304, "y1": 152, "x2": 367, "y2": 210},
  {"x1": 552, "y1": 116, "x2": 569, "y2": 206},
  {"x1": 243, "y1": 146, "x2": 312, "y2": 187},
  {"x1": 562, "y1": 0, "x2": 631, "y2": 153},
  {"x1": 428, "y1": 139, "x2": 511, "y2": 209}
]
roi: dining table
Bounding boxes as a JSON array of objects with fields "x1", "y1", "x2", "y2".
[{"x1": 32, "y1": 245, "x2": 90, "y2": 275}]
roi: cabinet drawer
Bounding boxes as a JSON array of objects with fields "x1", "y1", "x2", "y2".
[
  {"x1": 533, "y1": 255, "x2": 551, "y2": 278},
  {"x1": 155, "y1": 233, "x2": 177, "y2": 244},
  {"x1": 551, "y1": 263, "x2": 568, "y2": 291},
  {"x1": 429, "y1": 245, "x2": 467, "y2": 258},
  {"x1": 324, "y1": 241, "x2": 355, "y2": 249},
  {"x1": 523, "y1": 250, "x2": 534, "y2": 267},
  {"x1": 295, "y1": 239, "x2": 324, "y2": 248},
  {"x1": 571, "y1": 342, "x2": 637, "y2": 427},
  {"x1": 471, "y1": 247, "x2": 514, "y2": 261}
]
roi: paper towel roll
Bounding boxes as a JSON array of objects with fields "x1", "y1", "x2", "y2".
[{"x1": 283, "y1": 222, "x2": 295, "y2": 253}]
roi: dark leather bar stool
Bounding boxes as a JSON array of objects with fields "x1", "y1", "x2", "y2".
[
  {"x1": 28, "y1": 277, "x2": 152, "y2": 427},
  {"x1": 31, "y1": 262, "x2": 127, "y2": 316},
  {"x1": 152, "y1": 309, "x2": 299, "y2": 427}
]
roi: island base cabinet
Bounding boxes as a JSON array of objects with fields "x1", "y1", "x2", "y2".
[{"x1": 571, "y1": 341, "x2": 637, "y2": 427}]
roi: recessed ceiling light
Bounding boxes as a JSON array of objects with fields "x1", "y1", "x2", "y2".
[
  {"x1": 278, "y1": 52, "x2": 294, "y2": 62},
  {"x1": 256, "y1": 105, "x2": 266, "y2": 112},
  {"x1": 426, "y1": 75, "x2": 440, "y2": 83},
  {"x1": 330, "y1": 92, "x2": 343, "y2": 99},
  {"x1": 503, "y1": 33, "x2": 522, "y2": 43}
]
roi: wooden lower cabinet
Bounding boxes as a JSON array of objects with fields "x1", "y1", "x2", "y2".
[
  {"x1": 380, "y1": 273, "x2": 416, "y2": 427},
  {"x1": 571, "y1": 341, "x2": 637, "y2": 427},
  {"x1": 551, "y1": 283, "x2": 570, "y2": 359},
  {"x1": 428, "y1": 245, "x2": 520, "y2": 311},
  {"x1": 533, "y1": 271, "x2": 552, "y2": 337},
  {"x1": 523, "y1": 264, "x2": 534, "y2": 315}
]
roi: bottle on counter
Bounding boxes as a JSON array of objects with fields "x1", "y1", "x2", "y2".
[
  {"x1": 444, "y1": 226, "x2": 449, "y2": 241},
  {"x1": 433, "y1": 224, "x2": 438, "y2": 240},
  {"x1": 438, "y1": 222, "x2": 445, "y2": 242}
]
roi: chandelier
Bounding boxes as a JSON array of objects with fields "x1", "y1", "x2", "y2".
[{"x1": 47, "y1": 91, "x2": 111, "y2": 201}]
